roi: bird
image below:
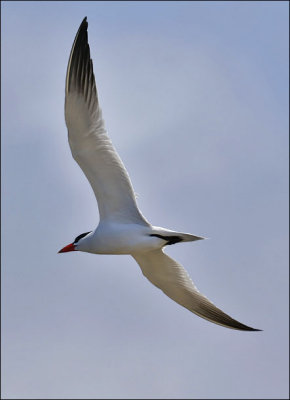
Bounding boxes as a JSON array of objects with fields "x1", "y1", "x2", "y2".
[{"x1": 59, "y1": 17, "x2": 261, "y2": 332}]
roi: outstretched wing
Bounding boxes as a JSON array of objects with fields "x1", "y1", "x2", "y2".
[
  {"x1": 65, "y1": 17, "x2": 149, "y2": 225},
  {"x1": 132, "y1": 250, "x2": 260, "y2": 331}
]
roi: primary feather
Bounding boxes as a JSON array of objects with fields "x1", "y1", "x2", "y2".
[{"x1": 133, "y1": 250, "x2": 260, "y2": 331}]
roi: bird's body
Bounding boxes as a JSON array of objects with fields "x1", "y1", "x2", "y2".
[
  {"x1": 59, "y1": 17, "x2": 261, "y2": 332},
  {"x1": 75, "y1": 223, "x2": 202, "y2": 255}
]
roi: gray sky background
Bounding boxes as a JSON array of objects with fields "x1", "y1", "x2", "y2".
[{"x1": 2, "y1": 2, "x2": 289, "y2": 399}]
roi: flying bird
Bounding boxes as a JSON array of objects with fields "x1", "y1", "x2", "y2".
[{"x1": 59, "y1": 17, "x2": 260, "y2": 331}]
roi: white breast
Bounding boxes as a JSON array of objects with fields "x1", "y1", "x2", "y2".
[{"x1": 77, "y1": 223, "x2": 164, "y2": 255}]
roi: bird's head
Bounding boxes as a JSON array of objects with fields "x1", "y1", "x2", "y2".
[{"x1": 58, "y1": 231, "x2": 92, "y2": 253}]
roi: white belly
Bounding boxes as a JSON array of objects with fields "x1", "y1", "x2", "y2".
[{"x1": 80, "y1": 222, "x2": 164, "y2": 255}]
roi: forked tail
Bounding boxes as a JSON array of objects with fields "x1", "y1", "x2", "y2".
[{"x1": 150, "y1": 227, "x2": 206, "y2": 246}]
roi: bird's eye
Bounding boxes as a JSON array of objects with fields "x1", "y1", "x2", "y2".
[{"x1": 74, "y1": 231, "x2": 92, "y2": 244}]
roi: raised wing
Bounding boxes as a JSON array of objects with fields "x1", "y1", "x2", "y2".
[
  {"x1": 65, "y1": 17, "x2": 149, "y2": 225},
  {"x1": 132, "y1": 250, "x2": 260, "y2": 331}
]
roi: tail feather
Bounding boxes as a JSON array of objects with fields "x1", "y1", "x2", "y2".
[
  {"x1": 179, "y1": 232, "x2": 206, "y2": 242},
  {"x1": 150, "y1": 227, "x2": 205, "y2": 246}
]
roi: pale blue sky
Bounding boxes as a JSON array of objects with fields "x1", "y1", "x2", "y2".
[{"x1": 2, "y1": 1, "x2": 289, "y2": 399}]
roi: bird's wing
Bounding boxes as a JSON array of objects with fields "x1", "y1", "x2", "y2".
[
  {"x1": 65, "y1": 17, "x2": 149, "y2": 225},
  {"x1": 132, "y1": 250, "x2": 260, "y2": 331}
]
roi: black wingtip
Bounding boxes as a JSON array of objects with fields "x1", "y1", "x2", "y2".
[
  {"x1": 239, "y1": 326, "x2": 263, "y2": 332},
  {"x1": 75, "y1": 17, "x2": 88, "y2": 35},
  {"x1": 80, "y1": 16, "x2": 88, "y2": 29}
]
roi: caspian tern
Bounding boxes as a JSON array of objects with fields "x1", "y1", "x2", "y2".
[{"x1": 59, "y1": 17, "x2": 260, "y2": 331}]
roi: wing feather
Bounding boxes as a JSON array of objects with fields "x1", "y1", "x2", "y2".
[
  {"x1": 65, "y1": 17, "x2": 149, "y2": 225},
  {"x1": 132, "y1": 250, "x2": 260, "y2": 331}
]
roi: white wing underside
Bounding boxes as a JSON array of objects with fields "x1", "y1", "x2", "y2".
[
  {"x1": 65, "y1": 18, "x2": 148, "y2": 225},
  {"x1": 133, "y1": 250, "x2": 258, "y2": 331}
]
